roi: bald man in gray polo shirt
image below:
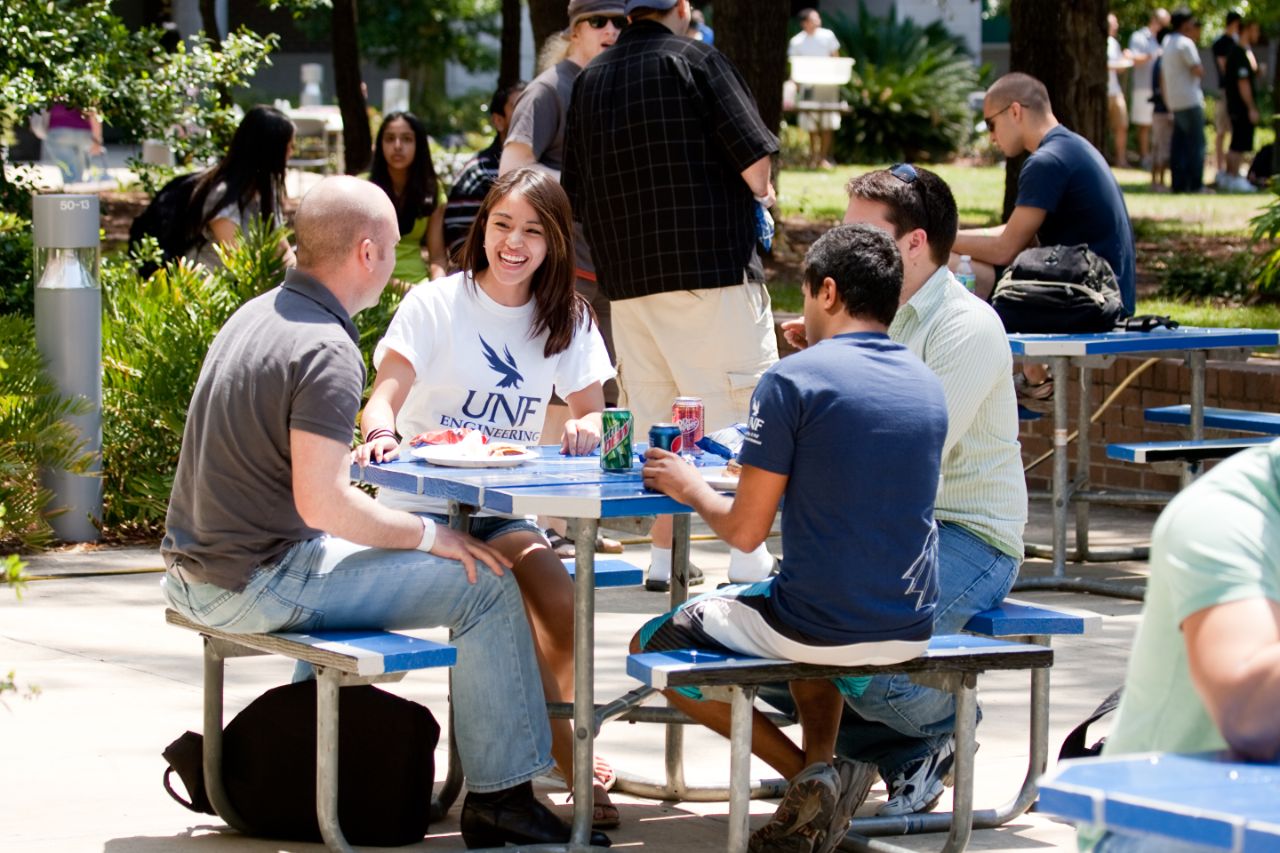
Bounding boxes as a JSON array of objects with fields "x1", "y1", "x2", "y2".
[{"x1": 161, "y1": 177, "x2": 609, "y2": 847}]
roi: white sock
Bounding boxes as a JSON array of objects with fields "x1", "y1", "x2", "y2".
[
  {"x1": 649, "y1": 545, "x2": 672, "y2": 582},
  {"x1": 728, "y1": 543, "x2": 775, "y2": 583}
]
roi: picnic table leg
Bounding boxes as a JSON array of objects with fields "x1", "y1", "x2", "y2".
[
  {"x1": 429, "y1": 502, "x2": 475, "y2": 822},
  {"x1": 940, "y1": 673, "x2": 977, "y2": 853},
  {"x1": 1184, "y1": 350, "x2": 1207, "y2": 485},
  {"x1": 1051, "y1": 354, "x2": 1072, "y2": 577},
  {"x1": 201, "y1": 637, "x2": 249, "y2": 835},
  {"x1": 1073, "y1": 363, "x2": 1092, "y2": 561},
  {"x1": 727, "y1": 684, "x2": 756, "y2": 853},
  {"x1": 316, "y1": 665, "x2": 354, "y2": 853},
  {"x1": 664, "y1": 513, "x2": 693, "y2": 797},
  {"x1": 568, "y1": 516, "x2": 603, "y2": 850}
]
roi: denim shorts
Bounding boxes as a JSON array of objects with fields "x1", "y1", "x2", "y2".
[{"x1": 422, "y1": 513, "x2": 542, "y2": 543}]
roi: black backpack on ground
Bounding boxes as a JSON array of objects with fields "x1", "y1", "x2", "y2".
[
  {"x1": 161, "y1": 681, "x2": 440, "y2": 847},
  {"x1": 128, "y1": 171, "x2": 203, "y2": 275},
  {"x1": 991, "y1": 244, "x2": 1128, "y2": 334},
  {"x1": 1058, "y1": 687, "x2": 1123, "y2": 760}
]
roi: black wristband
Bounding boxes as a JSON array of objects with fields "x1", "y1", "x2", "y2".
[{"x1": 364, "y1": 427, "x2": 397, "y2": 443}]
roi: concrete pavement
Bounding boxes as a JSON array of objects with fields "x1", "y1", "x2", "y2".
[{"x1": 0, "y1": 503, "x2": 1158, "y2": 852}]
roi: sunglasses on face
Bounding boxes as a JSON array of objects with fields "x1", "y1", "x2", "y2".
[
  {"x1": 984, "y1": 102, "x2": 1014, "y2": 132},
  {"x1": 584, "y1": 14, "x2": 628, "y2": 29}
]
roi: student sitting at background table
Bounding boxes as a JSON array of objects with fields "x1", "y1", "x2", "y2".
[
  {"x1": 634, "y1": 224, "x2": 948, "y2": 853},
  {"x1": 185, "y1": 105, "x2": 297, "y2": 271},
  {"x1": 1079, "y1": 439, "x2": 1280, "y2": 852},
  {"x1": 366, "y1": 111, "x2": 447, "y2": 285},
  {"x1": 355, "y1": 167, "x2": 621, "y2": 828}
]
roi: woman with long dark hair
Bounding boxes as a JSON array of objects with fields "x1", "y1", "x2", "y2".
[
  {"x1": 367, "y1": 111, "x2": 447, "y2": 283},
  {"x1": 186, "y1": 105, "x2": 296, "y2": 269},
  {"x1": 356, "y1": 168, "x2": 621, "y2": 828}
]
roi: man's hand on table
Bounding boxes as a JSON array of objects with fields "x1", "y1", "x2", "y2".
[
  {"x1": 430, "y1": 526, "x2": 511, "y2": 584},
  {"x1": 642, "y1": 448, "x2": 710, "y2": 505},
  {"x1": 781, "y1": 318, "x2": 809, "y2": 351}
]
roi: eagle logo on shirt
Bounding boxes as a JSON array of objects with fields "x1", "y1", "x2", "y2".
[
  {"x1": 901, "y1": 524, "x2": 940, "y2": 611},
  {"x1": 479, "y1": 335, "x2": 524, "y2": 389}
]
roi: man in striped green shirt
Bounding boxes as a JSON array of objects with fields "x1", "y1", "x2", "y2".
[{"x1": 775, "y1": 165, "x2": 1027, "y2": 816}]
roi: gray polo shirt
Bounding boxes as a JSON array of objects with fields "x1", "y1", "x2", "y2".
[{"x1": 161, "y1": 270, "x2": 365, "y2": 591}]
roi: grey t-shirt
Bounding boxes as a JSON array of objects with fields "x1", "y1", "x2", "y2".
[
  {"x1": 505, "y1": 59, "x2": 595, "y2": 275},
  {"x1": 161, "y1": 270, "x2": 365, "y2": 591}
]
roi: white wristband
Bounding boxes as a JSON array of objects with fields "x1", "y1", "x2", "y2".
[{"x1": 415, "y1": 516, "x2": 437, "y2": 552}]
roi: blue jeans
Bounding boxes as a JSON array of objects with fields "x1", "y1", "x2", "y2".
[
  {"x1": 758, "y1": 522, "x2": 1019, "y2": 779},
  {"x1": 1170, "y1": 106, "x2": 1205, "y2": 193},
  {"x1": 162, "y1": 533, "x2": 555, "y2": 792}
]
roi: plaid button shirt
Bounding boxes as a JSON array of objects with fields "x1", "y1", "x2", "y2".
[
  {"x1": 443, "y1": 136, "x2": 502, "y2": 262},
  {"x1": 563, "y1": 20, "x2": 779, "y2": 301}
]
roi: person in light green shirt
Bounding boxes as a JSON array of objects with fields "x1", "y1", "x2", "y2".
[
  {"x1": 1080, "y1": 440, "x2": 1280, "y2": 851},
  {"x1": 366, "y1": 111, "x2": 446, "y2": 285}
]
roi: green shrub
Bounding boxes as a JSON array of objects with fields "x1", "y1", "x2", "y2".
[
  {"x1": 1248, "y1": 185, "x2": 1280, "y2": 300},
  {"x1": 0, "y1": 212, "x2": 34, "y2": 317},
  {"x1": 1157, "y1": 249, "x2": 1256, "y2": 302},
  {"x1": 826, "y1": 3, "x2": 982, "y2": 163},
  {"x1": 0, "y1": 314, "x2": 95, "y2": 550}
]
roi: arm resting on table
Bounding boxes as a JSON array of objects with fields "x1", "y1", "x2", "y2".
[
  {"x1": 642, "y1": 449, "x2": 785, "y2": 552},
  {"x1": 1183, "y1": 596, "x2": 1280, "y2": 761}
]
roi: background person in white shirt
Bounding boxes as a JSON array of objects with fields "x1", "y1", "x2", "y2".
[
  {"x1": 1128, "y1": 8, "x2": 1171, "y2": 169},
  {"x1": 788, "y1": 7, "x2": 843, "y2": 169},
  {"x1": 1162, "y1": 11, "x2": 1206, "y2": 193},
  {"x1": 1107, "y1": 14, "x2": 1133, "y2": 167}
]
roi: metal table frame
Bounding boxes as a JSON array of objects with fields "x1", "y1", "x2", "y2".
[{"x1": 1007, "y1": 328, "x2": 1279, "y2": 599}]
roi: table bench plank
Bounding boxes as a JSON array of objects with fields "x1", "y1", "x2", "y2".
[
  {"x1": 1146, "y1": 404, "x2": 1280, "y2": 436},
  {"x1": 1107, "y1": 437, "x2": 1274, "y2": 464}
]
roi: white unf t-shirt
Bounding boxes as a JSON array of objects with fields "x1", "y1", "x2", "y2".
[{"x1": 373, "y1": 271, "x2": 615, "y2": 513}]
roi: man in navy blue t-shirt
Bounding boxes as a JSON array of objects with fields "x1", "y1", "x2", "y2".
[
  {"x1": 633, "y1": 224, "x2": 948, "y2": 853},
  {"x1": 952, "y1": 72, "x2": 1137, "y2": 314}
]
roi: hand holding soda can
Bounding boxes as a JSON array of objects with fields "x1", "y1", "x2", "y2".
[{"x1": 649, "y1": 423, "x2": 682, "y2": 452}]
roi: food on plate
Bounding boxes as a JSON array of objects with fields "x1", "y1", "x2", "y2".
[
  {"x1": 408, "y1": 427, "x2": 487, "y2": 447},
  {"x1": 487, "y1": 444, "x2": 527, "y2": 457},
  {"x1": 725, "y1": 458, "x2": 742, "y2": 478}
]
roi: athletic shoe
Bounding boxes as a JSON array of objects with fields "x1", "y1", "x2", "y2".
[
  {"x1": 815, "y1": 758, "x2": 877, "y2": 853},
  {"x1": 876, "y1": 737, "x2": 956, "y2": 817},
  {"x1": 643, "y1": 562, "x2": 705, "y2": 592},
  {"x1": 749, "y1": 762, "x2": 840, "y2": 853},
  {"x1": 718, "y1": 557, "x2": 781, "y2": 589}
]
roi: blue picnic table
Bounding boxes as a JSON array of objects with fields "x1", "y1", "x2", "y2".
[
  {"x1": 1038, "y1": 751, "x2": 1280, "y2": 851},
  {"x1": 1007, "y1": 327, "x2": 1280, "y2": 598}
]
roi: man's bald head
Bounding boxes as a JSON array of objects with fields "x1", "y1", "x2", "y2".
[
  {"x1": 294, "y1": 176, "x2": 398, "y2": 271},
  {"x1": 985, "y1": 72, "x2": 1052, "y2": 116}
]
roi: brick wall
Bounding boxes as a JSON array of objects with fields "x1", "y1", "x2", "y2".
[{"x1": 1019, "y1": 356, "x2": 1280, "y2": 494}]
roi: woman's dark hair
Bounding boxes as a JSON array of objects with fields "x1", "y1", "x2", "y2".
[
  {"x1": 189, "y1": 105, "x2": 293, "y2": 244},
  {"x1": 458, "y1": 168, "x2": 591, "y2": 358},
  {"x1": 368, "y1": 111, "x2": 439, "y2": 237}
]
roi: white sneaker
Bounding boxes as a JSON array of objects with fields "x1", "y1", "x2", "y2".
[{"x1": 876, "y1": 738, "x2": 955, "y2": 816}]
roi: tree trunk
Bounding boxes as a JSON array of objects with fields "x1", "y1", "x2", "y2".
[
  {"x1": 527, "y1": 0, "x2": 568, "y2": 65},
  {"x1": 500, "y1": 0, "x2": 523, "y2": 90},
  {"x1": 332, "y1": 0, "x2": 372, "y2": 175},
  {"x1": 1004, "y1": 0, "x2": 1108, "y2": 219},
  {"x1": 714, "y1": 0, "x2": 790, "y2": 139}
]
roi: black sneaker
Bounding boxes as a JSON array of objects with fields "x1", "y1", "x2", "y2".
[
  {"x1": 643, "y1": 563, "x2": 705, "y2": 592},
  {"x1": 816, "y1": 758, "x2": 876, "y2": 853}
]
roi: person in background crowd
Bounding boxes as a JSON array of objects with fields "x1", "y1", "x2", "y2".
[
  {"x1": 45, "y1": 104, "x2": 103, "y2": 185},
  {"x1": 1129, "y1": 8, "x2": 1171, "y2": 170},
  {"x1": 1107, "y1": 13, "x2": 1133, "y2": 168},
  {"x1": 185, "y1": 105, "x2": 296, "y2": 271},
  {"x1": 1222, "y1": 18, "x2": 1261, "y2": 193},
  {"x1": 1163, "y1": 11, "x2": 1206, "y2": 193},
  {"x1": 1213, "y1": 10, "x2": 1243, "y2": 185},
  {"x1": 367, "y1": 111, "x2": 447, "y2": 285},
  {"x1": 688, "y1": 6, "x2": 714, "y2": 43},
  {"x1": 357, "y1": 168, "x2": 621, "y2": 830},
  {"x1": 1149, "y1": 33, "x2": 1175, "y2": 191},
  {"x1": 788, "y1": 7, "x2": 843, "y2": 170},
  {"x1": 1079, "y1": 440, "x2": 1280, "y2": 852},
  {"x1": 563, "y1": 0, "x2": 781, "y2": 591},
  {"x1": 162, "y1": 175, "x2": 609, "y2": 849},
  {"x1": 444, "y1": 81, "x2": 526, "y2": 263}
]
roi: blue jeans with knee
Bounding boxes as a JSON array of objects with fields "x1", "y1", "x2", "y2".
[
  {"x1": 162, "y1": 533, "x2": 555, "y2": 793},
  {"x1": 1170, "y1": 106, "x2": 1205, "y2": 193},
  {"x1": 758, "y1": 521, "x2": 1019, "y2": 779}
]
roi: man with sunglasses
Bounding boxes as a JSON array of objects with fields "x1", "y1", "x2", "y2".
[
  {"x1": 772, "y1": 164, "x2": 1025, "y2": 819},
  {"x1": 563, "y1": 0, "x2": 782, "y2": 592}
]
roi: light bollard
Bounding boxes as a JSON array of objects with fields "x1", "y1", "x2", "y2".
[{"x1": 33, "y1": 194, "x2": 102, "y2": 542}]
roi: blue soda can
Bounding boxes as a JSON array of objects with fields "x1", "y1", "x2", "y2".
[
  {"x1": 648, "y1": 423, "x2": 682, "y2": 452},
  {"x1": 755, "y1": 203, "x2": 775, "y2": 253}
]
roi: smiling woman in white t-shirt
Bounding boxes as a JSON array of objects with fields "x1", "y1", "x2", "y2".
[{"x1": 356, "y1": 166, "x2": 621, "y2": 827}]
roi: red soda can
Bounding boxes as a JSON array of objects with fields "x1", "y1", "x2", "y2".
[{"x1": 672, "y1": 397, "x2": 704, "y2": 456}]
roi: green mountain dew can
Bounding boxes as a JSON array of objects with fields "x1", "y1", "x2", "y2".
[{"x1": 600, "y1": 408, "x2": 634, "y2": 472}]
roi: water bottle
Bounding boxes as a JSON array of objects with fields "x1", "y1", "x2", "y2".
[
  {"x1": 957, "y1": 255, "x2": 976, "y2": 292},
  {"x1": 755, "y1": 202, "x2": 775, "y2": 253}
]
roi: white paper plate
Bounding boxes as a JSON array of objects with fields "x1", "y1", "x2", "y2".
[
  {"x1": 410, "y1": 444, "x2": 538, "y2": 468},
  {"x1": 702, "y1": 466, "x2": 740, "y2": 491}
]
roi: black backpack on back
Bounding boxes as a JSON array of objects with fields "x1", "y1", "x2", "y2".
[{"x1": 128, "y1": 171, "x2": 203, "y2": 275}]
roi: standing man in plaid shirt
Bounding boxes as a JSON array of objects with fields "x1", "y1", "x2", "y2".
[{"x1": 563, "y1": 0, "x2": 781, "y2": 591}]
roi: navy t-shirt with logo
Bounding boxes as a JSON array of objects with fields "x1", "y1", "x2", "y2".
[{"x1": 738, "y1": 332, "x2": 948, "y2": 646}]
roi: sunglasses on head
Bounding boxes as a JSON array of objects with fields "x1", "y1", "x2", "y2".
[
  {"x1": 889, "y1": 163, "x2": 918, "y2": 184},
  {"x1": 584, "y1": 14, "x2": 628, "y2": 29}
]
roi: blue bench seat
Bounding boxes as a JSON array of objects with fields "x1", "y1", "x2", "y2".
[
  {"x1": 1107, "y1": 437, "x2": 1274, "y2": 465},
  {"x1": 1145, "y1": 404, "x2": 1280, "y2": 436},
  {"x1": 561, "y1": 557, "x2": 643, "y2": 587}
]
